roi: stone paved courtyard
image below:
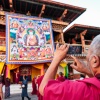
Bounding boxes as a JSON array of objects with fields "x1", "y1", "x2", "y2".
[
  {"x1": 4, "y1": 93, "x2": 38, "y2": 100},
  {"x1": 3, "y1": 83, "x2": 38, "y2": 100}
]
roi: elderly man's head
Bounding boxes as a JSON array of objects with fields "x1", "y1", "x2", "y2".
[{"x1": 86, "y1": 35, "x2": 100, "y2": 75}]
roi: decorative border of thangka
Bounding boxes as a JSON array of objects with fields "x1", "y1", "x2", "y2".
[{"x1": 6, "y1": 14, "x2": 54, "y2": 64}]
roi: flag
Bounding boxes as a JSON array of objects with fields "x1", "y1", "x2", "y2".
[
  {"x1": 0, "y1": 62, "x2": 4, "y2": 74},
  {"x1": 64, "y1": 65, "x2": 69, "y2": 78}
]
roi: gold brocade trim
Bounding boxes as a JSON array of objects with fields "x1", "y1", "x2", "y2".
[{"x1": 0, "y1": 46, "x2": 6, "y2": 51}]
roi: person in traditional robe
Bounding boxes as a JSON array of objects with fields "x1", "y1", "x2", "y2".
[
  {"x1": 36, "y1": 75, "x2": 40, "y2": 93},
  {"x1": 31, "y1": 77, "x2": 37, "y2": 95},
  {"x1": 5, "y1": 78, "x2": 10, "y2": 99},
  {"x1": 0, "y1": 75, "x2": 3, "y2": 100},
  {"x1": 14, "y1": 71, "x2": 20, "y2": 84},
  {"x1": 16, "y1": 72, "x2": 19, "y2": 84},
  {"x1": 37, "y1": 75, "x2": 44, "y2": 100},
  {"x1": 21, "y1": 76, "x2": 31, "y2": 100},
  {"x1": 39, "y1": 34, "x2": 100, "y2": 100},
  {"x1": 56, "y1": 72, "x2": 65, "y2": 82}
]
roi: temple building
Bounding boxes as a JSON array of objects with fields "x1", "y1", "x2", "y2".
[
  {"x1": 64, "y1": 24, "x2": 100, "y2": 79},
  {"x1": 0, "y1": 0, "x2": 86, "y2": 83}
]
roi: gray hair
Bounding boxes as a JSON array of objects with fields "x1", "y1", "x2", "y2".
[{"x1": 90, "y1": 34, "x2": 100, "y2": 56}]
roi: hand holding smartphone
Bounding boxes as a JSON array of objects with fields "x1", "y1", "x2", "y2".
[{"x1": 54, "y1": 43, "x2": 82, "y2": 54}]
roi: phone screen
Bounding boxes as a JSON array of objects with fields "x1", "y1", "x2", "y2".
[{"x1": 67, "y1": 45, "x2": 82, "y2": 54}]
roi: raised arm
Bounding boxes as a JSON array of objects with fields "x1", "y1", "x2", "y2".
[{"x1": 39, "y1": 44, "x2": 69, "y2": 96}]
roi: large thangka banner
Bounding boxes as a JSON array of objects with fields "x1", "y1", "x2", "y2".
[{"x1": 6, "y1": 14, "x2": 54, "y2": 64}]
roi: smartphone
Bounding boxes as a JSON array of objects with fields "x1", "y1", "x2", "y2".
[{"x1": 67, "y1": 45, "x2": 82, "y2": 54}]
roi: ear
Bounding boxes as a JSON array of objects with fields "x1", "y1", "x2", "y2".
[{"x1": 91, "y1": 55, "x2": 100, "y2": 68}]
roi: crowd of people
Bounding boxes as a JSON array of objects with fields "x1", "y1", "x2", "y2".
[{"x1": 0, "y1": 71, "x2": 75, "y2": 100}]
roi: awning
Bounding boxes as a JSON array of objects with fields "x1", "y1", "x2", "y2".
[
  {"x1": 0, "y1": 62, "x2": 5, "y2": 74},
  {"x1": 0, "y1": 46, "x2": 6, "y2": 51}
]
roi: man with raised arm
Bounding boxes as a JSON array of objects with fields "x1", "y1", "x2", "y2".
[{"x1": 39, "y1": 35, "x2": 100, "y2": 100}]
